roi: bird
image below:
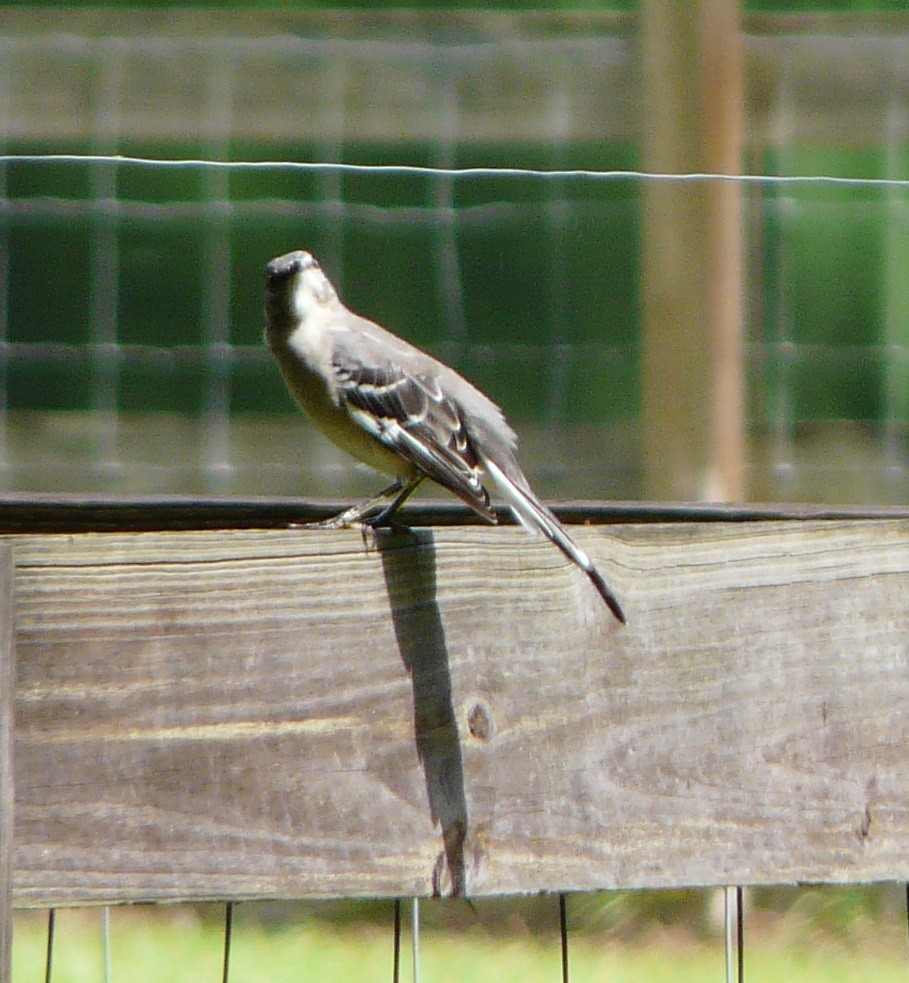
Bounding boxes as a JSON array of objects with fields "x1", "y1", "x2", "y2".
[{"x1": 264, "y1": 249, "x2": 625, "y2": 623}]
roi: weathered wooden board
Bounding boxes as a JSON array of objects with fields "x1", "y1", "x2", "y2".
[
  {"x1": 0, "y1": 547, "x2": 14, "y2": 979},
  {"x1": 8, "y1": 520, "x2": 909, "y2": 906}
]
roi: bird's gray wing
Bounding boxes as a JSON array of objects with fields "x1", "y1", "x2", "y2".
[{"x1": 332, "y1": 352, "x2": 496, "y2": 522}]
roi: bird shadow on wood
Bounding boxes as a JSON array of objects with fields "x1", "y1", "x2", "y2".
[{"x1": 375, "y1": 527, "x2": 476, "y2": 897}]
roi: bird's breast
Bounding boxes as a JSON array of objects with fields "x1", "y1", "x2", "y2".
[{"x1": 271, "y1": 327, "x2": 413, "y2": 480}]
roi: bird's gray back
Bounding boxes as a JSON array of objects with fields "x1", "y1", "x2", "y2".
[{"x1": 335, "y1": 308, "x2": 525, "y2": 480}]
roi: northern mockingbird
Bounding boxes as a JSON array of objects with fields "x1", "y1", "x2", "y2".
[{"x1": 265, "y1": 249, "x2": 625, "y2": 623}]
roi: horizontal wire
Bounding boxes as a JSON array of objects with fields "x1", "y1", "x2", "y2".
[
  {"x1": 2, "y1": 153, "x2": 909, "y2": 189},
  {"x1": 0, "y1": 340, "x2": 636, "y2": 359},
  {"x1": 0, "y1": 195, "x2": 640, "y2": 228},
  {"x1": 2, "y1": 340, "x2": 900, "y2": 368}
]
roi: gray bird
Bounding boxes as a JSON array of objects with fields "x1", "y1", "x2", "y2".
[{"x1": 265, "y1": 249, "x2": 625, "y2": 623}]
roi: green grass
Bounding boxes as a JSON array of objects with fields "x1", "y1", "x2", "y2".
[{"x1": 12, "y1": 903, "x2": 909, "y2": 983}]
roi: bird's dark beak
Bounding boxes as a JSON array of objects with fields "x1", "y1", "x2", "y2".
[{"x1": 266, "y1": 250, "x2": 314, "y2": 289}]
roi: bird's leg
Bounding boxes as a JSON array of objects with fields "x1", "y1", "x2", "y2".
[
  {"x1": 307, "y1": 480, "x2": 404, "y2": 530},
  {"x1": 305, "y1": 476, "x2": 422, "y2": 531},
  {"x1": 364, "y1": 475, "x2": 424, "y2": 529}
]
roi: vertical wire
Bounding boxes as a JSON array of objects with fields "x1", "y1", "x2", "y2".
[
  {"x1": 411, "y1": 898, "x2": 420, "y2": 983},
  {"x1": 904, "y1": 884, "x2": 909, "y2": 967},
  {"x1": 0, "y1": 38, "x2": 11, "y2": 482},
  {"x1": 88, "y1": 39, "x2": 124, "y2": 481},
  {"x1": 392, "y1": 898, "x2": 401, "y2": 983},
  {"x1": 44, "y1": 908, "x2": 55, "y2": 983},
  {"x1": 430, "y1": 70, "x2": 467, "y2": 370},
  {"x1": 768, "y1": 71, "x2": 796, "y2": 497},
  {"x1": 882, "y1": 89, "x2": 909, "y2": 484},
  {"x1": 222, "y1": 902, "x2": 234, "y2": 983},
  {"x1": 559, "y1": 893, "x2": 569, "y2": 983},
  {"x1": 102, "y1": 906, "x2": 111, "y2": 983},
  {"x1": 200, "y1": 49, "x2": 236, "y2": 491},
  {"x1": 724, "y1": 886, "x2": 744, "y2": 983},
  {"x1": 316, "y1": 53, "x2": 347, "y2": 291},
  {"x1": 544, "y1": 76, "x2": 572, "y2": 437},
  {"x1": 724, "y1": 887, "x2": 735, "y2": 983},
  {"x1": 310, "y1": 51, "x2": 347, "y2": 493}
]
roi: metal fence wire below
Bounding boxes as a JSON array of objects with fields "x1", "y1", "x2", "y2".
[{"x1": 34, "y1": 886, "x2": 909, "y2": 981}]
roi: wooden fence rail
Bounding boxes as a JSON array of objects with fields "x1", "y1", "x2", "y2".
[
  {"x1": 0, "y1": 547, "x2": 13, "y2": 983},
  {"x1": 0, "y1": 505, "x2": 906, "y2": 922}
]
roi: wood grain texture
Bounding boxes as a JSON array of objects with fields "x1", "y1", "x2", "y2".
[
  {"x1": 8, "y1": 520, "x2": 909, "y2": 906},
  {"x1": 0, "y1": 547, "x2": 13, "y2": 977}
]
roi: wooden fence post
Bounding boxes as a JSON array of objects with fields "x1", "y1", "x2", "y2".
[{"x1": 640, "y1": 0, "x2": 746, "y2": 501}]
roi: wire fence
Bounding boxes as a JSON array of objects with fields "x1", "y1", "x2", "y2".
[
  {"x1": 2, "y1": 14, "x2": 908, "y2": 505},
  {"x1": 1, "y1": 154, "x2": 907, "y2": 503},
  {"x1": 16, "y1": 886, "x2": 909, "y2": 983}
]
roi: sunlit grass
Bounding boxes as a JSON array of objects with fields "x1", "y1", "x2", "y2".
[{"x1": 12, "y1": 901, "x2": 909, "y2": 983}]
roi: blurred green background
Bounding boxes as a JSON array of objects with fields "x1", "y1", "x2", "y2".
[{"x1": 3, "y1": 2, "x2": 908, "y2": 502}]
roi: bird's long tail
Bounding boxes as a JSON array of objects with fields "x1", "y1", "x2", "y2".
[{"x1": 482, "y1": 459, "x2": 626, "y2": 623}]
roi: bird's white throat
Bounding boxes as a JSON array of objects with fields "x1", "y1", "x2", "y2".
[{"x1": 290, "y1": 265, "x2": 337, "y2": 322}]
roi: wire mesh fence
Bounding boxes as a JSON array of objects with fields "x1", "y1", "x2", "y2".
[
  {"x1": 15, "y1": 887, "x2": 909, "y2": 983},
  {"x1": 2, "y1": 10, "x2": 908, "y2": 505}
]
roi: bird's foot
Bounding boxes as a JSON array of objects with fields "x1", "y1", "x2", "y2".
[
  {"x1": 294, "y1": 516, "x2": 361, "y2": 532},
  {"x1": 288, "y1": 503, "x2": 373, "y2": 530},
  {"x1": 287, "y1": 478, "x2": 420, "y2": 534}
]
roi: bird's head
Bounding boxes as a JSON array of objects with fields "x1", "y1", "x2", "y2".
[{"x1": 265, "y1": 250, "x2": 338, "y2": 327}]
